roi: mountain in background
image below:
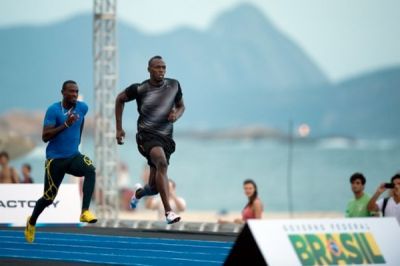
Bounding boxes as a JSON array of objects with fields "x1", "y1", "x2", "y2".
[
  {"x1": 0, "y1": 3, "x2": 398, "y2": 138},
  {"x1": 321, "y1": 66, "x2": 400, "y2": 138}
]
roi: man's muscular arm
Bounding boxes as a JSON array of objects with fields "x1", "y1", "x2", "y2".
[
  {"x1": 115, "y1": 91, "x2": 130, "y2": 144},
  {"x1": 42, "y1": 113, "x2": 78, "y2": 142},
  {"x1": 168, "y1": 98, "x2": 185, "y2": 123}
]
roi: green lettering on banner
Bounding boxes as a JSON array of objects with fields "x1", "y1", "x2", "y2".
[
  {"x1": 361, "y1": 233, "x2": 385, "y2": 264},
  {"x1": 340, "y1": 233, "x2": 364, "y2": 264},
  {"x1": 289, "y1": 235, "x2": 316, "y2": 265},
  {"x1": 289, "y1": 231, "x2": 386, "y2": 266},
  {"x1": 305, "y1": 235, "x2": 332, "y2": 265},
  {"x1": 354, "y1": 233, "x2": 372, "y2": 264}
]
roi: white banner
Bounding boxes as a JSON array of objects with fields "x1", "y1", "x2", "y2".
[
  {"x1": 248, "y1": 218, "x2": 400, "y2": 266},
  {"x1": 0, "y1": 184, "x2": 81, "y2": 226}
]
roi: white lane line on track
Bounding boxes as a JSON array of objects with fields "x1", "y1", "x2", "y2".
[
  {"x1": 0, "y1": 230, "x2": 232, "y2": 244},
  {"x1": 0, "y1": 254, "x2": 145, "y2": 266},
  {"x1": 0, "y1": 247, "x2": 223, "y2": 264},
  {"x1": 0, "y1": 235, "x2": 232, "y2": 250},
  {"x1": 0, "y1": 240, "x2": 229, "y2": 257}
]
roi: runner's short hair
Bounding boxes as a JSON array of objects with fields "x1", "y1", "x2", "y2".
[
  {"x1": 62, "y1": 80, "x2": 77, "y2": 91},
  {"x1": 148, "y1": 55, "x2": 163, "y2": 66}
]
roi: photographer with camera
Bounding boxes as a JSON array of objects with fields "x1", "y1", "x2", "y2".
[{"x1": 367, "y1": 174, "x2": 400, "y2": 224}]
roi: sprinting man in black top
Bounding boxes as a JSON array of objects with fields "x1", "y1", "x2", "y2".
[{"x1": 115, "y1": 55, "x2": 185, "y2": 224}]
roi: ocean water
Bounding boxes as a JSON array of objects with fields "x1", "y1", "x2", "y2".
[{"x1": 12, "y1": 137, "x2": 400, "y2": 214}]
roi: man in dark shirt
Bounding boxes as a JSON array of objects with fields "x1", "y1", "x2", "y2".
[{"x1": 115, "y1": 55, "x2": 185, "y2": 224}]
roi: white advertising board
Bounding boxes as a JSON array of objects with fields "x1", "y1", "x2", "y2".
[
  {"x1": 0, "y1": 184, "x2": 81, "y2": 226},
  {"x1": 249, "y1": 218, "x2": 400, "y2": 266}
]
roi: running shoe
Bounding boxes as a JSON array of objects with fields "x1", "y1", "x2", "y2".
[
  {"x1": 130, "y1": 183, "x2": 143, "y2": 209},
  {"x1": 80, "y1": 210, "x2": 98, "y2": 223},
  {"x1": 24, "y1": 216, "x2": 35, "y2": 243},
  {"x1": 166, "y1": 211, "x2": 181, "y2": 224}
]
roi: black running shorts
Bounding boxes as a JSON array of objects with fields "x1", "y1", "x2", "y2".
[{"x1": 136, "y1": 130, "x2": 176, "y2": 167}]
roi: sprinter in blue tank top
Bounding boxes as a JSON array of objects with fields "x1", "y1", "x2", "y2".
[{"x1": 25, "y1": 80, "x2": 97, "y2": 243}]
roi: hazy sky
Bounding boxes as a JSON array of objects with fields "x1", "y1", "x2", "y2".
[{"x1": 1, "y1": 0, "x2": 399, "y2": 81}]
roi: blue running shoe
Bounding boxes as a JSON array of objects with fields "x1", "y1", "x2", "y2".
[{"x1": 130, "y1": 183, "x2": 143, "y2": 209}]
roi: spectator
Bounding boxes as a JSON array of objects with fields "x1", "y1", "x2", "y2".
[
  {"x1": 345, "y1": 173, "x2": 372, "y2": 217},
  {"x1": 145, "y1": 179, "x2": 186, "y2": 220},
  {"x1": 21, "y1": 163, "x2": 34, "y2": 183},
  {"x1": 367, "y1": 174, "x2": 400, "y2": 224},
  {"x1": 0, "y1": 151, "x2": 19, "y2": 183},
  {"x1": 118, "y1": 162, "x2": 134, "y2": 210},
  {"x1": 219, "y1": 179, "x2": 263, "y2": 224},
  {"x1": 140, "y1": 164, "x2": 150, "y2": 185}
]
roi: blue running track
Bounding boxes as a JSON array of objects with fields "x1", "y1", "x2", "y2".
[{"x1": 0, "y1": 230, "x2": 233, "y2": 265}]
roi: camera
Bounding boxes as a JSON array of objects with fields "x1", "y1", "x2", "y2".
[{"x1": 384, "y1": 183, "x2": 395, "y2": 189}]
